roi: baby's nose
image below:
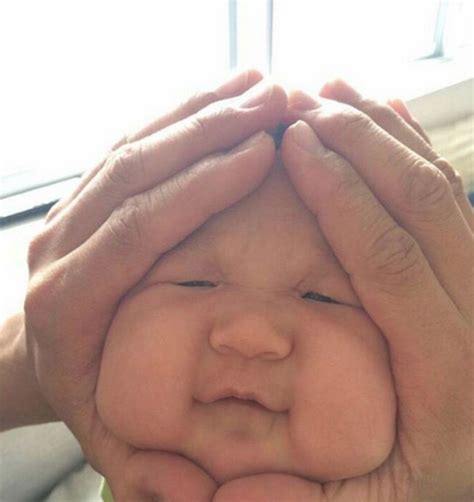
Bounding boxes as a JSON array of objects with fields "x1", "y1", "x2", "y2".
[{"x1": 209, "y1": 312, "x2": 292, "y2": 360}]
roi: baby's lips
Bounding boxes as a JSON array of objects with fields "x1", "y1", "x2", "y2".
[{"x1": 198, "y1": 386, "x2": 288, "y2": 413}]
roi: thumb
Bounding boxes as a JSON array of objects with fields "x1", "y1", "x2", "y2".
[{"x1": 110, "y1": 450, "x2": 218, "y2": 502}]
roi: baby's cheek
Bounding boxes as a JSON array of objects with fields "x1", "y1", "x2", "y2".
[
  {"x1": 96, "y1": 289, "x2": 203, "y2": 450},
  {"x1": 288, "y1": 325, "x2": 397, "y2": 482}
]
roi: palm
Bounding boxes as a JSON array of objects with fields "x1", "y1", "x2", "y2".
[
  {"x1": 33, "y1": 337, "x2": 218, "y2": 501},
  {"x1": 212, "y1": 436, "x2": 436, "y2": 501},
  {"x1": 86, "y1": 408, "x2": 218, "y2": 501},
  {"x1": 213, "y1": 319, "x2": 472, "y2": 502},
  {"x1": 224, "y1": 83, "x2": 473, "y2": 502}
]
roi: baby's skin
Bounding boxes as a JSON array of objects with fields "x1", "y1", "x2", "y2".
[{"x1": 96, "y1": 154, "x2": 397, "y2": 484}]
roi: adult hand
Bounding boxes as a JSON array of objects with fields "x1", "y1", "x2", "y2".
[
  {"x1": 24, "y1": 69, "x2": 287, "y2": 501},
  {"x1": 214, "y1": 82, "x2": 473, "y2": 501}
]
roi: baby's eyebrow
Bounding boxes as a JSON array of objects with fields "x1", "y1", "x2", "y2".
[{"x1": 271, "y1": 123, "x2": 288, "y2": 149}]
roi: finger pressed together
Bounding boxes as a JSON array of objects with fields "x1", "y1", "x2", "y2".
[
  {"x1": 24, "y1": 72, "x2": 288, "y2": 489},
  {"x1": 46, "y1": 68, "x2": 264, "y2": 222},
  {"x1": 281, "y1": 96, "x2": 473, "y2": 499},
  {"x1": 284, "y1": 93, "x2": 473, "y2": 319},
  {"x1": 48, "y1": 79, "x2": 285, "y2": 257},
  {"x1": 27, "y1": 76, "x2": 287, "y2": 346},
  {"x1": 317, "y1": 80, "x2": 474, "y2": 230}
]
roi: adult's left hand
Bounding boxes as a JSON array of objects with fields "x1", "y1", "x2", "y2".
[{"x1": 213, "y1": 81, "x2": 473, "y2": 502}]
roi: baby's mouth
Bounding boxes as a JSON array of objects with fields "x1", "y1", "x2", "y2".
[
  {"x1": 199, "y1": 388, "x2": 274, "y2": 412},
  {"x1": 215, "y1": 396, "x2": 269, "y2": 411}
]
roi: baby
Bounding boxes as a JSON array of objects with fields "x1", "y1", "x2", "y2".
[{"x1": 96, "y1": 146, "x2": 397, "y2": 485}]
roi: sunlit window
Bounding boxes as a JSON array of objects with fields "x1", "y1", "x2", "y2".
[
  {"x1": 271, "y1": 0, "x2": 440, "y2": 88},
  {"x1": 0, "y1": 1, "x2": 229, "y2": 195},
  {"x1": 0, "y1": 0, "x2": 472, "y2": 222}
]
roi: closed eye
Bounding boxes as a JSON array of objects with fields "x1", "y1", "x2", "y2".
[
  {"x1": 176, "y1": 280, "x2": 216, "y2": 288},
  {"x1": 302, "y1": 291, "x2": 340, "y2": 304},
  {"x1": 176, "y1": 282, "x2": 340, "y2": 304}
]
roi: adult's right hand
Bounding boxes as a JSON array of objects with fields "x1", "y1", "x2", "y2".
[{"x1": 24, "y1": 69, "x2": 287, "y2": 501}]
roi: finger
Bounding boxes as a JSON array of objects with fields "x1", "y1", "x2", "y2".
[
  {"x1": 46, "y1": 69, "x2": 264, "y2": 222},
  {"x1": 214, "y1": 474, "x2": 323, "y2": 502},
  {"x1": 45, "y1": 154, "x2": 109, "y2": 223},
  {"x1": 315, "y1": 81, "x2": 474, "y2": 229},
  {"x1": 31, "y1": 131, "x2": 276, "y2": 351},
  {"x1": 282, "y1": 121, "x2": 473, "y2": 458},
  {"x1": 387, "y1": 97, "x2": 432, "y2": 145},
  {"x1": 319, "y1": 79, "x2": 433, "y2": 154},
  {"x1": 26, "y1": 132, "x2": 275, "y2": 448},
  {"x1": 112, "y1": 451, "x2": 217, "y2": 502},
  {"x1": 285, "y1": 99, "x2": 473, "y2": 319},
  {"x1": 49, "y1": 81, "x2": 286, "y2": 257},
  {"x1": 121, "y1": 69, "x2": 265, "y2": 145}
]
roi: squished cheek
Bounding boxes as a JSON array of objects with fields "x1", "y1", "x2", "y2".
[
  {"x1": 287, "y1": 324, "x2": 396, "y2": 481},
  {"x1": 96, "y1": 287, "x2": 209, "y2": 449}
]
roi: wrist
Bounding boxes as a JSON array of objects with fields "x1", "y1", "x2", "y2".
[{"x1": 0, "y1": 311, "x2": 58, "y2": 431}]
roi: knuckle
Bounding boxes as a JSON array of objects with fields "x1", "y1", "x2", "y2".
[
  {"x1": 188, "y1": 114, "x2": 211, "y2": 144},
  {"x1": 400, "y1": 160, "x2": 453, "y2": 214},
  {"x1": 325, "y1": 161, "x2": 367, "y2": 213},
  {"x1": 24, "y1": 267, "x2": 64, "y2": 337},
  {"x1": 165, "y1": 164, "x2": 209, "y2": 216},
  {"x1": 106, "y1": 196, "x2": 145, "y2": 251},
  {"x1": 105, "y1": 143, "x2": 144, "y2": 188},
  {"x1": 182, "y1": 89, "x2": 218, "y2": 116},
  {"x1": 332, "y1": 164, "x2": 364, "y2": 196},
  {"x1": 330, "y1": 170, "x2": 374, "y2": 218},
  {"x1": 321, "y1": 106, "x2": 372, "y2": 143},
  {"x1": 154, "y1": 178, "x2": 177, "y2": 210},
  {"x1": 185, "y1": 103, "x2": 236, "y2": 147},
  {"x1": 196, "y1": 101, "x2": 239, "y2": 131},
  {"x1": 319, "y1": 156, "x2": 380, "y2": 222},
  {"x1": 434, "y1": 158, "x2": 466, "y2": 199},
  {"x1": 365, "y1": 225, "x2": 425, "y2": 289},
  {"x1": 27, "y1": 229, "x2": 51, "y2": 272},
  {"x1": 361, "y1": 99, "x2": 398, "y2": 127}
]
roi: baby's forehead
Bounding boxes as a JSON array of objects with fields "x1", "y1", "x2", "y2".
[
  {"x1": 159, "y1": 158, "x2": 337, "y2": 273},
  {"x1": 133, "y1": 157, "x2": 361, "y2": 303}
]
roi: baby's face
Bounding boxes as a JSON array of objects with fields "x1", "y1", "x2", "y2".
[{"x1": 96, "y1": 156, "x2": 396, "y2": 483}]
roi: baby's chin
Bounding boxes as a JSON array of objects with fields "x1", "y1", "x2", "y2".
[
  {"x1": 181, "y1": 425, "x2": 395, "y2": 484},
  {"x1": 96, "y1": 389, "x2": 396, "y2": 485}
]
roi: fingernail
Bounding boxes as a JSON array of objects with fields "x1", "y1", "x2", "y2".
[
  {"x1": 232, "y1": 131, "x2": 267, "y2": 153},
  {"x1": 390, "y1": 98, "x2": 414, "y2": 120},
  {"x1": 324, "y1": 79, "x2": 361, "y2": 101},
  {"x1": 288, "y1": 90, "x2": 320, "y2": 111},
  {"x1": 240, "y1": 80, "x2": 274, "y2": 108},
  {"x1": 291, "y1": 121, "x2": 322, "y2": 154},
  {"x1": 214, "y1": 70, "x2": 250, "y2": 98}
]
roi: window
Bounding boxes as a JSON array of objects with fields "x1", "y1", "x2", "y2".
[
  {"x1": 0, "y1": 1, "x2": 229, "y2": 218},
  {"x1": 271, "y1": 1, "x2": 441, "y2": 88},
  {"x1": 1, "y1": 0, "x2": 472, "y2": 223}
]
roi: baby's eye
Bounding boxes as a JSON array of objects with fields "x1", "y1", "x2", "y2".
[
  {"x1": 302, "y1": 291, "x2": 340, "y2": 304},
  {"x1": 176, "y1": 280, "x2": 216, "y2": 288}
]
